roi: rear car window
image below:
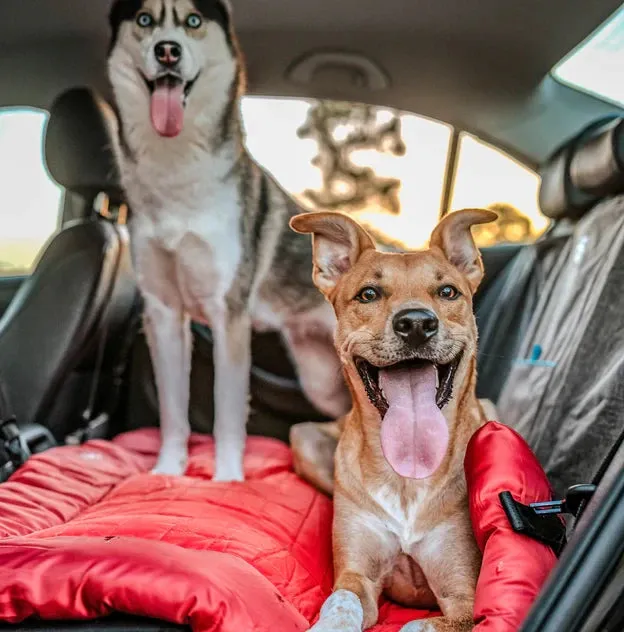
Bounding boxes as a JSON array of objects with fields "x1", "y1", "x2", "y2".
[
  {"x1": 451, "y1": 132, "x2": 547, "y2": 247},
  {"x1": 0, "y1": 108, "x2": 63, "y2": 277},
  {"x1": 553, "y1": 5, "x2": 624, "y2": 107},
  {"x1": 242, "y1": 97, "x2": 547, "y2": 249}
]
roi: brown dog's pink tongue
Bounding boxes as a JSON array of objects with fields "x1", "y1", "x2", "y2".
[
  {"x1": 150, "y1": 80, "x2": 185, "y2": 137},
  {"x1": 379, "y1": 364, "x2": 449, "y2": 479}
]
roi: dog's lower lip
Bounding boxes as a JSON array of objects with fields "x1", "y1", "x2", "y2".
[{"x1": 355, "y1": 354, "x2": 462, "y2": 415}]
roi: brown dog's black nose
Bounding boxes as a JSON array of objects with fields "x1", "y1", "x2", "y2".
[
  {"x1": 392, "y1": 309, "x2": 438, "y2": 347},
  {"x1": 154, "y1": 41, "x2": 182, "y2": 67}
]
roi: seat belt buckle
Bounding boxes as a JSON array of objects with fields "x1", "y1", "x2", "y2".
[
  {"x1": 94, "y1": 192, "x2": 128, "y2": 225},
  {"x1": 529, "y1": 484, "x2": 597, "y2": 518},
  {"x1": 0, "y1": 416, "x2": 31, "y2": 480},
  {"x1": 499, "y1": 484, "x2": 597, "y2": 557},
  {"x1": 65, "y1": 412, "x2": 110, "y2": 446},
  {"x1": 500, "y1": 491, "x2": 567, "y2": 557}
]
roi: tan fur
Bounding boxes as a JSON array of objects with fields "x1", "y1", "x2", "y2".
[
  {"x1": 290, "y1": 209, "x2": 497, "y2": 632},
  {"x1": 290, "y1": 420, "x2": 342, "y2": 496}
]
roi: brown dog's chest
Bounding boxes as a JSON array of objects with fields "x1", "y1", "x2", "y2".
[{"x1": 366, "y1": 482, "x2": 439, "y2": 552}]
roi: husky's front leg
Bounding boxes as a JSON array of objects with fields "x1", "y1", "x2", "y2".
[
  {"x1": 211, "y1": 309, "x2": 251, "y2": 482},
  {"x1": 143, "y1": 295, "x2": 192, "y2": 475}
]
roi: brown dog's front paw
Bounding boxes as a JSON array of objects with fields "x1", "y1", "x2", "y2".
[
  {"x1": 307, "y1": 590, "x2": 364, "y2": 632},
  {"x1": 399, "y1": 616, "x2": 473, "y2": 632},
  {"x1": 400, "y1": 620, "x2": 437, "y2": 632}
]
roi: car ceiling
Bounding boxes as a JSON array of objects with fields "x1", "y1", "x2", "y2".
[{"x1": 0, "y1": 0, "x2": 622, "y2": 166}]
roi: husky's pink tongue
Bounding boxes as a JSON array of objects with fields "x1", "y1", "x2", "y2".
[
  {"x1": 150, "y1": 80, "x2": 185, "y2": 137},
  {"x1": 379, "y1": 364, "x2": 449, "y2": 479}
]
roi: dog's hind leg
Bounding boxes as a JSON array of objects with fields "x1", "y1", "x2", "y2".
[
  {"x1": 284, "y1": 328, "x2": 351, "y2": 419},
  {"x1": 143, "y1": 296, "x2": 192, "y2": 476},
  {"x1": 211, "y1": 310, "x2": 251, "y2": 482},
  {"x1": 290, "y1": 421, "x2": 341, "y2": 496}
]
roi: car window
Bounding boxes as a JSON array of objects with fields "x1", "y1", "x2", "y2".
[
  {"x1": 0, "y1": 108, "x2": 63, "y2": 277},
  {"x1": 241, "y1": 97, "x2": 545, "y2": 249},
  {"x1": 450, "y1": 132, "x2": 548, "y2": 247},
  {"x1": 553, "y1": 5, "x2": 624, "y2": 107},
  {"x1": 242, "y1": 96, "x2": 452, "y2": 249}
]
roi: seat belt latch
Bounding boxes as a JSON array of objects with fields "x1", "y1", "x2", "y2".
[
  {"x1": 0, "y1": 417, "x2": 31, "y2": 482},
  {"x1": 499, "y1": 484, "x2": 596, "y2": 557}
]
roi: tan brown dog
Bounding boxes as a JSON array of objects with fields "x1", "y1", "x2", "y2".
[{"x1": 289, "y1": 208, "x2": 497, "y2": 632}]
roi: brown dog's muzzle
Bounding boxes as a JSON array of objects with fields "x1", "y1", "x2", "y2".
[{"x1": 392, "y1": 308, "x2": 438, "y2": 349}]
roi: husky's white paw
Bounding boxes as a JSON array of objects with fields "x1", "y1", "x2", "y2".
[
  {"x1": 151, "y1": 448, "x2": 188, "y2": 476},
  {"x1": 399, "y1": 619, "x2": 437, "y2": 632},
  {"x1": 213, "y1": 463, "x2": 245, "y2": 482}
]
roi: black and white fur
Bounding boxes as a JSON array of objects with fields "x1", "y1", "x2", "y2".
[{"x1": 107, "y1": 0, "x2": 351, "y2": 480}]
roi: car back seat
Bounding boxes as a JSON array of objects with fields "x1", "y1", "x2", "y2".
[
  {"x1": 0, "y1": 87, "x2": 137, "y2": 446},
  {"x1": 474, "y1": 115, "x2": 623, "y2": 404},
  {"x1": 496, "y1": 116, "x2": 624, "y2": 496}
]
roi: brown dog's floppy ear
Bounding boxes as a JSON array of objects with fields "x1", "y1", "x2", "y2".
[
  {"x1": 429, "y1": 208, "x2": 498, "y2": 292},
  {"x1": 290, "y1": 211, "x2": 375, "y2": 295}
]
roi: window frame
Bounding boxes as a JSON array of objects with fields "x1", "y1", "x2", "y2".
[
  {"x1": 438, "y1": 128, "x2": 461, "y2": 219},
  {"x1": 551, "y1": 5, "x2": 624, "y2": 109}
]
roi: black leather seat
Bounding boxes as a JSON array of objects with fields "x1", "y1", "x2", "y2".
[{"x1": 0, "y1": 87, "x2": 137, "y2": 445}]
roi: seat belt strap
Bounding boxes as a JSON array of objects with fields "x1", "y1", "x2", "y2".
[{"x1": 66, "y1": 193, "x2": 135, "y2": 445}]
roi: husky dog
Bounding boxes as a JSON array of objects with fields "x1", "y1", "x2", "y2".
[{"x1": 106, "y1": 0, "x2": 352, "y2": 481}]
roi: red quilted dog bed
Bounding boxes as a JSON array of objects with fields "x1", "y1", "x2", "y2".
[{"x1": 0, "y1": 423, "x2": 557, "y2": 631}]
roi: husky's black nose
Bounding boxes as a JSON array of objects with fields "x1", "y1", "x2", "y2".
[
  {"x1": 393, "y1": 309, "x2": 438, "y2": 347},
  {"x1": 155, "y1": 41, "x2": 182, "y2": 67}
]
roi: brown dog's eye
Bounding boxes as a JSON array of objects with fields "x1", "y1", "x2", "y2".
[
  {"x1": 438, "y1": 285, "x2": 460, "y2": 300},
  {"x1": 355, "y1": 286, "x2": 381, "y2": 303}
]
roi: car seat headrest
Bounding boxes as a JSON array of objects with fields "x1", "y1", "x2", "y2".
[
  {"x1": 45, "y1": 87, "x2": 124, "y2": 206},
  {"x1": 539, "y1": 115, "x2": 624, "y2": 220}
]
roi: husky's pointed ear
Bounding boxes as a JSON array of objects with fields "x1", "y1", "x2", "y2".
[
  {"x1": 429, "y1": 208, "x2": 498, "y2": 293},
  {"x1": 290, "y1": 212, "x2": 375, "y2": 296},
  {"x1": 219, "y1": 0, "x2": 233, "y2": 14}
]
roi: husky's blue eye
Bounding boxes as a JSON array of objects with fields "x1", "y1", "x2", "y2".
[
  {"x1": 186, "y1": 13, "x2": 202, "y2": 28},
  {"x1": 136, "y1": 12, "x2": 154, "y2": 27}
]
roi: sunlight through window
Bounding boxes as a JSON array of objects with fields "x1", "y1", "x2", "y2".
[
  {"x1": 0, "y1": 108, "x2": 63, "y2": 276},
  {"x1": 554, "y1": 6, "x2": 624, "y2": 106}
]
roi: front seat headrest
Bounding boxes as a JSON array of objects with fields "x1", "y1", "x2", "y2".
[
  {"x1": 570, "y1": 117, "x2": 624, "y2": 197},
  {"x1": 539, "y1": 115, "x2": 624, "y2": 221},
  {"x1": 45, "y1": 87, "x2": 124, "y2": 204}
]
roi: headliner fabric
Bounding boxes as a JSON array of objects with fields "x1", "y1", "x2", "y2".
[{"x1": 0, "y1": 425, "x2": 557, "y2": 631}]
